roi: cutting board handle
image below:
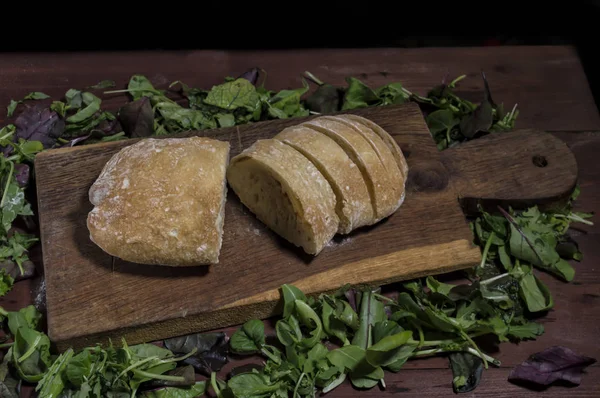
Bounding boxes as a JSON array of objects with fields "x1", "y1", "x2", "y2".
[{"x1": 439, "y1": 129, "x2": 578, "y2": 215}]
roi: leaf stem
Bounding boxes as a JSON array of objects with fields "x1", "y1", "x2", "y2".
[
  {"x1": 293, "y1": 372, "x2": 306, "y2": 398},
  {"x1": 479, "y1": 272, "x2": 509, "y2": 286},
  {"x1": 18, "y1": 334, "x2": 41, "y2": 363},
  {"x1": 303, "y1": 71, "x2": 324, "y2": 86},
  {"x1": 132, "y1": 369, "x2": 186, "y2": 382},
  {"x1": 0, "y1": 343, "x2": 13, "y2": 349},
  {"x1": 479, "y1": 231, "x2": 495, "y2": 269},
  {"x1": 413, "y1": 331, "x2": 489, "y2": 348},
  {"x1": 260, "y1": 346, "x2": 281, "y2": 364},
  {"x1": 554, "y1": 213, "x2": 594, "y2": 226},
  {"x1": 460, "y1": 330, "x2": 488, "y2": 369},
  {"x1": 210, "y1": 372, "x2": 221, "y2": 397},
  {"x1": 1, "y1": 161, "x2": 15, "y2": 208},
  {"x1": 116, "y1": 356, "x2": 158, "y2": 380}
]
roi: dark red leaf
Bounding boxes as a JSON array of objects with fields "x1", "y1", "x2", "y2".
[{"x1": 508, "y1": 346, "x2": 596, "y2": 388}]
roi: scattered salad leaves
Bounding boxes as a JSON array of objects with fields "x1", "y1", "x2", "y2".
[{"x1": 0, "y1": 67, "x2": 594, "y2": 397}]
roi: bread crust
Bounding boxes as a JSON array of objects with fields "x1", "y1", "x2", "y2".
[
  {"x1": 301, "y1": 117, "x2": 402, "y2": 222},
  {"x1": 343, "y1": 114, "x2": 409, "y2": 180},
  {"x1": 87, "y1": 137, "x2": 230, "y2": 266},
  {"x1": 226, "y1": 139, "x2": 338, "y2": 255},
  {"x1": 275, "y1": 125, "x2": 373, "y2": 234}
]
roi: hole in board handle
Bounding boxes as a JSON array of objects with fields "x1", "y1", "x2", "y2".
[{"x1": 532, "y1": 155, "x2": 548, "y2": 168}]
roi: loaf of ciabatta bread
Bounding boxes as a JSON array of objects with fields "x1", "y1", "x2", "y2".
[
  {"x1": 87, "y1": 137, "x2": 230, "y2": 266},
  {"x1": 227, "y1": 114, "x2": 408, "y2": 254}
]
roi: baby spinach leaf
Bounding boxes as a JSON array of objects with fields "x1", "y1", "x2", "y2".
[
  {"x1": 203, "y1": 78, "x2": 260, "y2": 112},
  {"x1": 327, "y1": 345, "x2": 365, "y2": 372},
  {"x1": 230, "y1": 319, "x2": 265, "y2": 354},
  {"x1": 227, "y1": 372, "x2": 284, "y2": 397},
  {"x1": 65, "y1": 89, "x2": 83, "y2": 108},
  {"x1": 6, "y1": 305, "x2": 42, "y2": 336},
  {"x1": 267, "y1": 80, "x2": 310, "y2": 118},
  {"x1": 426, "y1": 109, "x2": 459, "y2": 135},
  {"x1": 449, "y1": 352, "x2": 483, "y2": 393},
  {"x1": 126, "y1": 75, "x2": 164, "y2": 100},
  {"x1": 341, "y1": 77, "x2": 380, "y2": 110}
]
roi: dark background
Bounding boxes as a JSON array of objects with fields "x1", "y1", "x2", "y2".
[{"x1": 3, "y1": 3, "x2": 600, "y2": 113}]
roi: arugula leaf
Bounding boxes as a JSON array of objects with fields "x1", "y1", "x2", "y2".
[
  {"x1": 35, "y1": 348, "x2": 73, "y2": 397},
  {"x1": 0, "y1": 269, "x2": 14, "y2": 296}
]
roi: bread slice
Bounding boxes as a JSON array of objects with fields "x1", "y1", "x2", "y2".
[
  {"x1": 274, "y1": 125, "x2": 373, "y2": 234},
  {"x1": 226, "y1": 139, "x2": 339, "y2": 255},
  {"x1": 87, "y1": 137, "x2": 230, "y2": 266},
  {"x1": 343, "y1": 114, "x2": 409, "y2": 179},
  {"x1": 322, "y1": 114, "x2": 405, "y2": 191},
  {"x1": 302, "y1": 116, "x2": 403, "y2": 223}
]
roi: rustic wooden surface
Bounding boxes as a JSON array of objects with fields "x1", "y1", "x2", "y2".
[{"x1": 0, "y1": 45, "x2": 598, "y2": 397}]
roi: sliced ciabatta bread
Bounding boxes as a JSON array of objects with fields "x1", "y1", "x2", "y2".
[
  {"x1": 302, "y1": 116, "x2": 403, "y2": 223},
  {"x1": 274, "y1": 125, "x2": 374, "y2": 234},
  {"x1": 321, "y1": 115, "x2": 405, "y2": 212},
  {"x1": 87, "y1": 137, "x2": 230, "y2": 266},
  {"x1": 226, "y1": 139, "x2": 339, "y2": 255},
  {"x1": 343, "y1": 114, "x2": 409, "y2": 180}
]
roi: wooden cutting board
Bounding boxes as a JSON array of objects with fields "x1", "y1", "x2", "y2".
[{"x1": 34, "y1": 102, "x2": 578, "y2": 351}]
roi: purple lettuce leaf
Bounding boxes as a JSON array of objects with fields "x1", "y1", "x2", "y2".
[
  {"x1": 14, "y1": 103, "x2": 65, "y2": 149},
  {"x1": 508, "y1": 346, "x2": 597, "y2": 388}
]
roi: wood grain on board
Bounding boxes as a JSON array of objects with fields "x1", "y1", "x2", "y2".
[
  {"x1": 34, "y1": 102, "x2": 578, "y2": 351},
  {"x1": 0, "y1": 46, "x2": 598, "y2": 132}
]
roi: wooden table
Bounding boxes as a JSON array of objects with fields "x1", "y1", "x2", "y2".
[{"x1": 1, "y1": 45, "x2": 599, "y2": 397}]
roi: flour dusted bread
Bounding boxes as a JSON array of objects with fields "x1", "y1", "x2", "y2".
[
  {"x1": 274, "y1": 125, "x2": 373, "y2": 234},
  {"x1": 226, "y1": 139, "x2": 339, "y2": 255},
  {"x1": 302, "y1": 116, "x2": 404, "y2": 222},
  {"x1": 87, "y1": 137, "x2": 230, "y2": 266}
]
